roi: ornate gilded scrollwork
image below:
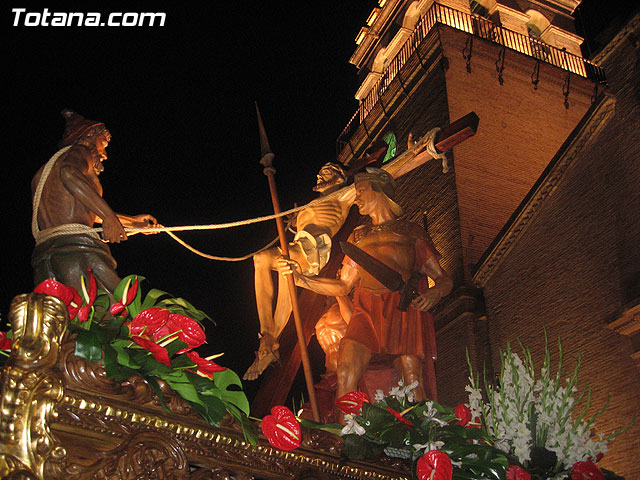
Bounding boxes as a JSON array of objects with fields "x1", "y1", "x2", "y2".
[
  {"x1": 0, "y1": 293, "x2": 68, "y2": 480},
  {"x1": 47, "y1": 431, "x2": 189, "y2": 480}
]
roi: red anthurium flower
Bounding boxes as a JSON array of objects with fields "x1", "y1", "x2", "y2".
[
  {"x1": 336, "y1": 391, "x2": 370, "y2": 414},
  {"x1": 186, "y1": 351, "x2": 226, "y2": 378},
  {"x1": 261, "y1": 405, "x2": 301, "y2": 451},
  {"x1": 132, "y1": 336, "x2": 171, "y2": 367},
  {"x1": 506, "y1": 465, "x2": 531, "y2": 480},
  {"x1": 153, "y1": 313, "x2": 206, "y2": 354},
  {"x1": 34, "y1": 278, "x2": 82, "y2": 320},
  {"x1": 130, "y1": 308, "x2": 170, "y2": 337},
  {"x1": 416, "y1": 450, "x2": 453, "y2": 480},
  {"x1": 454, "y1": 403, "x2": 472, "y2": 427},
  {"x1": 571, "y1": 460, "x2": 605, "y2": 480},
  {"x1": 386, "y1": 406, "x2": 414, "y2": 426},
  {"x1": 109, "y1": 277, "x2": 139, "y2": 316},
  {"x1": 77, "y1": 270, "x2": 98, "y2": 322},
  {"x1": 0, "y1": 331, "x2": 11, "y2": 350}
]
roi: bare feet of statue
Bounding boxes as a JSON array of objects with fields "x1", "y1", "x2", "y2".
[{"x1": 243, "y1": 333, "x2": 280, "y2": 381}]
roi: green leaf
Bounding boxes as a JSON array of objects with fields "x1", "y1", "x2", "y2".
[
  {"x1": 164, "y1": 339, "x2": 188, "y2": 358},
  {"x1": 141, "y1": 288, "x2": 171, "y2": 310},
  {"x1": 201, "y1": 394, "x2": 228, "y2": 424},
  {"x1": 342, "y1": 434, "x2": 385, "y2": 461},
  {"x1": 299, "y1": 418, "x2": 344, "y2": 436},
  {"x1": 226, "y1": 403, "x2": 259, "y2": 445},
  {"x1": 147, "y1": 377, "x2": 171, "y2": 413},
  {"x1": 160, "y1": 370, "x2": 207, "y2": 408},
  {"x1": 74, "y1": 329, "x2": 105, "y2": 363},
  {"x1": 110, "y1": 343, "x2": 138, "y2": 369},
  {"x1": 171, "y1": 354, "x2": 197, "y2": 370},
  {"x1": 213, "y1": 369, "x2": 250, "y2": 415}
]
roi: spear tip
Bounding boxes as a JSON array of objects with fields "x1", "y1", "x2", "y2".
[{"x1": 255, "y1": 102, "x2": 273, "y2": 161}]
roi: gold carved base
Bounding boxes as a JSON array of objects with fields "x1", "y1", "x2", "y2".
[{"x1": 0, "y1": 292, "x2": 410, "y2": 480}]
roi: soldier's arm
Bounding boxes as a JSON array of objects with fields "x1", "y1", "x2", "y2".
[
  {"x1": 411, "y1": 244, "x2": 453, "y2": 311},
  {"x1": 276, "y1": 257, "x2": 359, "y2": 297},
  {"x1": 59, "y1": 154, "x2": 127, "y2": 243}
]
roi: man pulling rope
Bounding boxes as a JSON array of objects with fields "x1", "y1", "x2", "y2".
[{"x1": 31, "y1": 109, "x2": 158, "y2": 301}]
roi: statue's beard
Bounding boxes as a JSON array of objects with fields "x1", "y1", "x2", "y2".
[
  {"x1": 313, "y1": 178, "x2": 337, "y2": 192},
  {"x1": 92, "y1": 157, "x2": 105, "y2": 175}
]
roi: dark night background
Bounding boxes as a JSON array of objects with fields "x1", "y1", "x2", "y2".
[{"x1": 3, "y1": 1, "x2": 636, "y2": 402}]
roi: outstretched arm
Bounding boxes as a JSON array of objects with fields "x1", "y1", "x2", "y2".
[
  {"x1": 276, "y1": 257, "x2": 359, "y2": 297},
  {"x1": 116, "y1": 213, "x2": 159, "y2": 234}
]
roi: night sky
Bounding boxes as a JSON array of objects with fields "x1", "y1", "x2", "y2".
[{"x1": 4, "y1": 2, "x2": 635, "y2": 402}]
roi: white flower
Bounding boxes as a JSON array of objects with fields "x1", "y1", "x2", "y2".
[
  {"x1": 341, "y1": 414, "x2": 366, "y2": 436},
  {"x1": 389, "y1": 379, "x2": 419, "y2": 401},
  {"x1": 413, "y1": 440, "x2": 444, "y2": 452},
  {"x1": 374, "y1": 389, "x2": 385, "y2": 402},
  {"x1": 422, "y1": 402, "x2": 448, "y2": 427}
]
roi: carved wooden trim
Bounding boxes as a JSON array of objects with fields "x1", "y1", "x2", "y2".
[{"x1": 46, "y1": 431, "x2": 190, "y2": 480}]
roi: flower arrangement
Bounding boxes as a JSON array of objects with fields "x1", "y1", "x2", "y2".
[
  {"x1": 7, "y1": 272, "x2": 258, "y2": 444},
  {"x1": 465, "y1": 337, "x2": 632, "y2": 480},
  {"x1": 282, "y1": 381, "x2": 510, "y2": 480}
]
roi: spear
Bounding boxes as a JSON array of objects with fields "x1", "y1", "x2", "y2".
[{"x1": 255, "y1": 103, "x2": 320, "y2": 422}]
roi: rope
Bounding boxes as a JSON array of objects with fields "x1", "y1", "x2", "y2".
[
  {"x1": 31, "y1": 128, "x2": 444, "y2": 260},
  {"x1": 162, "y1": 219, "x2": 288, "y2": 262},
  {"x1": 32, "y1": 181, "x2": 347, "y2": 260},
  {"x1": 423, "y1": 128, "x2": 449, "y2": 173}
]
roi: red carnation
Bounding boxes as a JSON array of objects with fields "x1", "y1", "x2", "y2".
[
  {"x1": 153, "y1": 313, "x2": 206, "y2": 354},
  {"x1": 336, "y1": 391, "x2": 370, "y2": 414},
  {"x1": 416, "y1": 450, "x2": 452, "y2": 480},
  {"x1": 132, "y1": 336, "x2": 171, "y2": 367},
  {"x1": 571, "y1": 460, "x2": 604, "y2": 480},
  {"x1": 34, "y1": 278, "x2": 82, "y2": 320},
  {"x1": 506, "y1": 465, "x2": 531, "y2": 480},
  {"x1": 186, "y1": 351, "x2": 226, "y2": 378},
  {"x1": 386, "y1": 406, "x2": 414, "y2": 426},
  {"x1": 454, "y1": 403, "x2": 472, "y2": 427},
  {"x1": 130, "y1": 308, "x2": 170, "y2": 337},
  {"x1": 261, "y1": 406, "x2": 301, "y2": 451}
]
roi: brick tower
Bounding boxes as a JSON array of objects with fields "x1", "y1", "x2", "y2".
[
  {"x1": 253, "y1": 4, "x2": 639, "y2": 475},
  {"x1": 330, "y1": 2, "x2": 639, "y2": 476}
]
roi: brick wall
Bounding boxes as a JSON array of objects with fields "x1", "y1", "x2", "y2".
[
  {"x1": 440, "y1": 25, "x2": 594, "y2": 278},
  {"x1": 481, "y1": 55, "x2": 640, "y2": 478}
]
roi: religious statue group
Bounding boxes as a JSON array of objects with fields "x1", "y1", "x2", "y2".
[{"x1": 31, "y1": 109, "x2": 453, "y2": 422}]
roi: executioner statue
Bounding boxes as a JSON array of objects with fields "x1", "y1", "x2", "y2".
[
  {"x1": 31, "y1": 109, "x2": 157, "y2": 300},
  {"x1": 277, "y1": 168, "x2": 452, "y2": 407},
  {"x1": 244, "y1": 162, "x2": 355, "y2": 380}
]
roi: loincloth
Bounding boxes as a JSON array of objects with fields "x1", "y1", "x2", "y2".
[
  {"x1": 31, "y1": 233, "x2": 119, "y2": 295},
  {"x1": 291, "y1": 230, "x2": 332, "y2": 276}
]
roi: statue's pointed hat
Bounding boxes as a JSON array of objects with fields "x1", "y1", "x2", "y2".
[{"x1": 58, "y1": 109, "x2": 105, "y2": 147}]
